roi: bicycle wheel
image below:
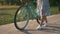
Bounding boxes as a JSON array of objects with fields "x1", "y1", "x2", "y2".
[{"x1": 14, "y1": 6, "x2": 29, "y2": 30}]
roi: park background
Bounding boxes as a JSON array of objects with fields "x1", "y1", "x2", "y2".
[{"x1": 0, "y1": 0, "x2": 60, "y2": 25}]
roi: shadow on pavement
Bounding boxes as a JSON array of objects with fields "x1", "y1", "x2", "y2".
[
  {"x1": 20, "y1": 25, "x2": 60, "y2": 34},
  {"x1": 42, "y1": 25, "x2": 60, "y2": 33},
  {"x1": 20, "y1": 29, "x2": 39, "y2": 34}
]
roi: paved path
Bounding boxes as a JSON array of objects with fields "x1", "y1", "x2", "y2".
[{"x1": 0, "y1": 14, "x2": 60, "y2": 34}]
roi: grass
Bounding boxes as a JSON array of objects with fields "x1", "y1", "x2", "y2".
[
  {"x1": 0, "y1": 8, "x2": 17, "y2": 25},
  {"x1": 0, "y1": 6, "x2": 60, "y2": 25},
  {"x1": 50, "y1": 7, "x2": 60, "y2": 15}
]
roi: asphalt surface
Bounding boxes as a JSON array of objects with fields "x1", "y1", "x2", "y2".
[{"x1": 0, "y1": 14, "x2": 60, "y2": 34}]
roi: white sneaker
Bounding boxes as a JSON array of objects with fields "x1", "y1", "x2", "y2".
[
  {"x1": 36, "y1": 25, "x2": 42, "y2": 30},
  {"x1": 43, "y1": 23, "x2": 48, "y2": 27}
]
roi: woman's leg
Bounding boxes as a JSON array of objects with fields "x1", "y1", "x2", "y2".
[
  {"x1": 36, "y1": 16, "x2": 45, "y2": 30},
  {"x1": 43, "y1": 16, "x2": 48, "y2": 23},
  {"x1": 43, "y1": 16, "x2": 48, "y2": 26},
  {"x1": 40, "y1": 16, "x2": 44, "y2": 26},
  {"x1": 36, "y1": 16, "x2": 48, "y2": 30}
]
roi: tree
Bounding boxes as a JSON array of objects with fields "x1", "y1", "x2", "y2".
[{"x1": 56, "y1": 0, "x2": 60, "y2": 11}]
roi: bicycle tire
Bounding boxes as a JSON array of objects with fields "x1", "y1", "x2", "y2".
[{"x1": 14, "y1": 6, "x2": 29, "y2": 30}]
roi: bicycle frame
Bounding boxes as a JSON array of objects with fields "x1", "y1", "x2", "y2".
[
  {"x1": 24, "y1": 2, "x2": 38, "y2": 19},
  {"x1": 14, "y1": 0, "x2": 40, "y2": 30}
]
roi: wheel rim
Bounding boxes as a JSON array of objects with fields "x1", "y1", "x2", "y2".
[{"x1": 14, "y1": 6, "x2": 29, "y2": 30}]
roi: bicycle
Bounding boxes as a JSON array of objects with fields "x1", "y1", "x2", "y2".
[{"x1": 14, "y1": 0, "x2": 40, "y2": 31}]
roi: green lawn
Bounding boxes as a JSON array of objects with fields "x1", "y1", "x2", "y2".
[
  {"x1": 50, "y1": 7, "x2": 60, "y2": 15},
  {"x1": 0, "y1": 7, "x2": 60, "y2": 25},
  {"x1": 0, "y1": 8, "x2": 17, "y2": 25}
]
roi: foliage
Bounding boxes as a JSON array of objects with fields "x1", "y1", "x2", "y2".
[{"x1": 0, "y1": 0, "x2": 60, "y2": 6}]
